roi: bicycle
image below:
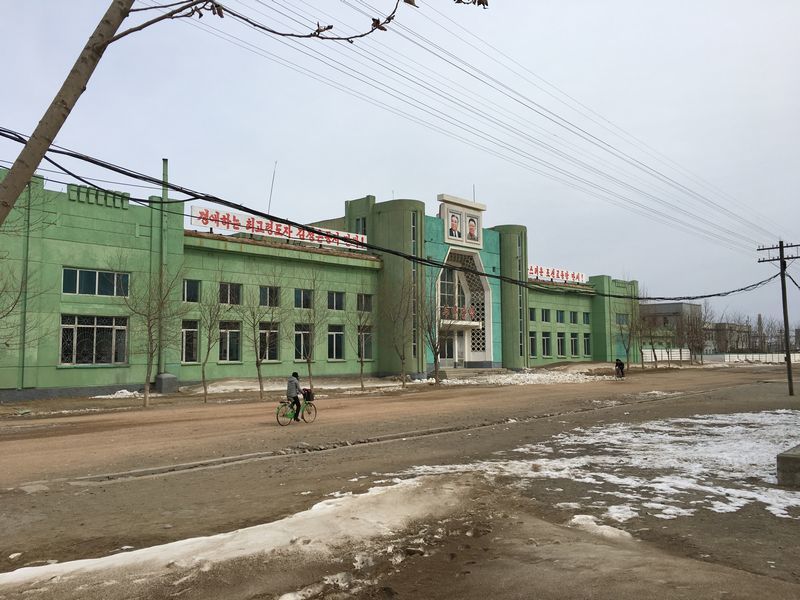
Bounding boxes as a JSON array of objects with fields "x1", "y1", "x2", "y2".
[{"x1": 276, "y1": 388, "x2": 317, "y2": 426}]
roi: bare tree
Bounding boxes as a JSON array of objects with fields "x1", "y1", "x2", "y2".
[
  {"x1": 235, "y1": 279, "x2": 285, "y2": 399},
  {"x1": 293, "y1": 270, "x2": 331, "y2": 391},
  {"x1": 764, "y1": 317, "x2": 782, "y2": 353},
  {"x1": 0, "y1": 0, "x2": 486, "y2": 226},
  {"x1": 686, "y1": 301, "x2": 715, "y2": 363},
  {"x1": 197, "y1": 280, "x2": 225, "y2": 403},
  {"x1": 346, "y1": 284, "x2": 375, "y2": 391},
  {"x1": 419, "y1": 265, "x2": 461, "y2": 384},
  {"x1": 121, "y1": 265, "x2": 188, "y2": 407},
  {"x1": 380, "y1": 271, "x2": 415, "y2": 387},
  {"x1": 615, "y1": 284, "x2": 640, "y2": 371}
]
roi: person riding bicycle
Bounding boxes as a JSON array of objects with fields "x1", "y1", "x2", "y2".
[
  {"x1": 615, "y1": 358, "x2": 625, "y2": 378},
  {"x1": 286, "y1": 371, "x2": 302, "y2": 422}
]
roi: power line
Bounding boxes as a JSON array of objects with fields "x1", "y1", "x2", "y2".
[
  {"x1": 1, "y1": 127, "x2": 778, "y2": 304},
  {"x1": 164, "y1": 2, "x2": 756, "y2": 253}
]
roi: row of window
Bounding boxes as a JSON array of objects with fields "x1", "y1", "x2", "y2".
[
  {"x1": 180, "y1": 320, "x2": 373, "y2": 363},
  {"x1": 63, "y1": 269, "x2": 129, "y2": 297},
  {"x1": 530, "y1": 308, "x2": 591, "y2": 325},
  {"x1": 58, "y1": 314, "x2": 373, "y2": 365},
  {"x1": 62, "y1": 270, "x2": 374, "y2": 313},
  {"x1": 529, "y1": 331, "x2": 591, "y2": 358},
  {"x1": 185, "y1": 280, "x2": 373, "y2": 311}
]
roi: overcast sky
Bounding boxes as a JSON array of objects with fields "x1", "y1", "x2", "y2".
[{"x1": 2, "y1": 1, "x2": 799, "y2": 324}]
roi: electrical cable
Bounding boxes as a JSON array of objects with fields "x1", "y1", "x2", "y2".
[
  {"x1": 162, "y1": 4, "x2": 756, "y2": 253},
  {"x1": 2, "y1": 128, "x2": 779, "y2": 304}
]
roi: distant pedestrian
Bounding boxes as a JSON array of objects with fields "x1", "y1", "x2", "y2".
[
  {"x1": 287, "y1": 371, "x2": 302, "y2": 421},
  {"x1": 615, "y1": 359, "x2": 625, "y2": 379}
]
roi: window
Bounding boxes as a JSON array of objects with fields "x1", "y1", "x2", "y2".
[
  {"x1": 357, "y1": 293, "x2": 373, "y2": 312},
  {"x1": 219, "y1": 282, "x2": 241, "y2": 305},
  {"x1": 295, "y1": 288, "x2": 312, "y2": 309},
  {"x1": 328, "y1": 325, "x2": 344, "y2": 360},
  {"x1": 62, "y1": 268, "x2": 128, "y2": 297},
  {"x1": 295, "y1": 324, "x2": 312, "y2": 359},
  {"x1": 541, "y1": 332, "x2": 552, "y2": 356},
  {"x1": 219, "y1": 321, "x2": 241, "y2": 361},
  {"x1": 570, "y1": 333, "x2": 579, "y2": 356},
  {"x1": 259, "y1": 286, "x2": 279, "y2": 307},
  {"x1": 440, "y1": 268, "x2": 456, "y2": 308},
  {"x1": 259, "y1": 322, "x2": 279, "y2": 361},
  {"x1": 328, "y1": 291, "x2": 345, "y2": 311},
  {"x1": 569, "y1": 311, "x2": 578, "y2": 324},
  {"x1": 60, "y1": 315, "x2": 127, "y2": 364},
  {"x1": 358, "y1": 326, "x2": 373, "y2": 360},
  {"x1": 529, "y1": 308, "x2": 536, "y2": 322},
  {"x1": 583, "y1": 333, "x2": 592, "y2": 356},
  {"x1": 616, "y1": 313, "x2": 630, "y2": 326},
  {"x1": 529, "y1": 331, "x2": 537, "y2": 357},
  {"x1": 182, "y1": 320, "x2": 199, "y2": 363},
  {"x1": 583, "y1": 312, "x2": 591, "y2": 325},
  {"x1": 556, "y1": 310, "x2": 565, "y2": 324},
  {"x1": 183, "y1": 279, "x2": 200, "y2": 302},
  {"x1": 541, "y1": 308, "x2": 551, "y2": 322},
  {"x1": 355, "y1": 216, "x2": 367, "y2": 235},
  {"x1": 557, "y1": 332, "x2": 566, "y2": 356}
]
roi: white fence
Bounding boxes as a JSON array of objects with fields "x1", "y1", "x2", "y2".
[
  {"x1": 640, "y1": 348, "x2": 691, "y2": 363},
  {"x1": 641, "y1": 348, "x2": 800, "y2": 364},
  {"x1": 722, "y1": 352, "x2": 800, "y2": 364}
]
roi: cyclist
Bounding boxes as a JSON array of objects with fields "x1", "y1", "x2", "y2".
[
  {"x1": 615, "y1": 358, "x2": 625, "y2": 379},
  {"x1": 286, "y1": 371, "x2": 302, "y2": 422}
]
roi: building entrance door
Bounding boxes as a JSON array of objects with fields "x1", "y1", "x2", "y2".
[{"x1": 456, "y1": 330, "x2": 465, "y2": 367}]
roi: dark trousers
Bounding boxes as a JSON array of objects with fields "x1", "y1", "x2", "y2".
[{"x1": 290, "y1": 395, "x2": 301, "y2": 420}]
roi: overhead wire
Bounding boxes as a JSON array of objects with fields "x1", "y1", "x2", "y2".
[
  {"x1": 241, "y1": 0, "x2": 757, "y2": 252},
  {"x1": 0, "y1": 125, "x2": 779, "y2": 304},
  {"x1": 129, "y1": 0, "x2": 775, "y2": 255},
  {"x1": 418, "y1": 0, "x2": 790, "y2": 241},
  {"x1": 353, "y1": 0, "x2": 778, "y2": 245},
  {"x1": 171, "y1": 1, "x2": 756, "y2": 253}
]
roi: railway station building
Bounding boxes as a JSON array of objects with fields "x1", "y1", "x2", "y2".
[{"x1": 0, "y1": 168, "x2": 639, "y2": 396}]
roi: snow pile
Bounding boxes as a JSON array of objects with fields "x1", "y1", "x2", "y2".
[
  {"x1": 568, "y1": 515, "x2": 633, "y2": 540},
  {"x1": 0, "y1": 476, "x2": 468, "y2": 594},
  {"x1": 91, "y1": 389, "x2": 141, "y2": 399},
  {"x1": 403, "y1": 411, "x2": 800, "y2": 522},
  {"x1": 440, "y1": 370, "x2": 610, "y2": 386}
]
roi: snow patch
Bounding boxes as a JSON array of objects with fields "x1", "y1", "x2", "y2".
[{"x1": 567, "y1": 515, "x2": 633, "y2": 540}]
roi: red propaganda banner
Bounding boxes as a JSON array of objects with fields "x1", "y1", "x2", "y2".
[
  {"x1": 190, "y1": 205, "x2": 367, "y2": 251},
  {"x1": 527, "y1": 264, "x2": 587, "y2": 284}
]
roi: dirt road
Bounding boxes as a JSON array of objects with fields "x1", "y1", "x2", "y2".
[{"x1": 1, "y1": 365, "x2": 798, "y2": 599}]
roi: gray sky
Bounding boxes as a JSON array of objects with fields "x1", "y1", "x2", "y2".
[{"x1": 2, "y1": 1, "x2": 799, "y2": 324}]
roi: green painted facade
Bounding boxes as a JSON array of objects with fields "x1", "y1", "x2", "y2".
[{"x1": 0, "y1": 169, "x2": 639, "y2": 395}]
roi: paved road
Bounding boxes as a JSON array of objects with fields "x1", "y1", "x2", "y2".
[{"x1": 1, "y1": 365, "x2": 798, "y2": 599}]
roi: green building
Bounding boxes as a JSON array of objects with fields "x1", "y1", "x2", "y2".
[{"x1": 0, "y1": 169, "x2": 638, "y2": 397}]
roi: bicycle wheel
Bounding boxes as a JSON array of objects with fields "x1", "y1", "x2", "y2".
[
  {"x1": 276, "y1": 403, "x2": 293, "y2": 426},
  {"x1": 302, "y1": 402, "x2": 317, "y2": 423}
]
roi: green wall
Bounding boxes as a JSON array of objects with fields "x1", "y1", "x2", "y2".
[{"x1": 0, "y1": 168, "x2": 642, "y2": 395}]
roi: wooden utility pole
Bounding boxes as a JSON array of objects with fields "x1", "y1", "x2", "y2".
[
  {"x1": 758, "y1": 241, "x2": 799, "y2": 396},
  {"x1": 0, "y1": 1, "x2": 135, "y2": 228}
]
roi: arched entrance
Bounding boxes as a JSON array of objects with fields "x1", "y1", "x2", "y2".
[{"x1": 438, "y1": 251, "x2": 492, "y2": 368}]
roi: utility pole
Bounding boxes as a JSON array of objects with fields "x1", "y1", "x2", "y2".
[
  {"x1": 757, "y1": 241, "x2": 799, "y2": 396},
  {"x1": 0, "y1": 1, "x2": 135, "y2": 228}
]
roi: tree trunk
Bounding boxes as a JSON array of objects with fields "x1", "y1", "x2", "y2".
[
  {"x1": 143, "y1": 356, "x2": 153, "y2": 408},
  {"x1": 400, "y1": 358, "x2": 406, "y2": 388},
  {"x1": 0, "y1": 0, "x2": 134, "y2": 227},
  {"x1": 201, "y1": 360, "x2": 209, "y2": 403},
  {"x1": 256, "y1": 360, "x2": 264, "y2": 400},
  {"x1": 306, "y1": 357, "x2": 314, "y2": 391},
  {"x1": 359, "y1": 358, "x2": 365, "y2": 391}
]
